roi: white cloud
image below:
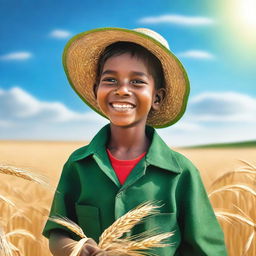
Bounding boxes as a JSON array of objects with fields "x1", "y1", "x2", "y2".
[
  {"x1": 49, "y1": 29, "x2": 72, "y2": 39},
  {"x1": 0, "y1": 87, "x2": 107, "y2": 123},
  {"x1": 0, "y1": 87, "x2": 255, "y2": 146},
  {"x1": 138, "y1": 14, "x2": 215, "y2": 26},
  {"x1": 160, "y1": 123, "x2": 256, "y2": 147},
  {"x1": 0, "y1": 87, "x2": 108, "y2": 142},
  {"x1": 177, "y1": 50, "x2": 215, "y2": 60},
  {"x1": 188, "y1": 92, "x2": 256, "y2": 122},
  {"x1": 158, "y1": 91, "x2": 256, "y2": 146},
  {"x1": 0, "y1": 52, "x2": 32, "y2": 61},
  {"x1": 0, "y1": 120, "x2": 13, "y2": 127}
]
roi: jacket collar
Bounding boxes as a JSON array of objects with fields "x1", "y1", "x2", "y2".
[{"x1": 69, "y1": 124, "x2": 181, "y2": 174}]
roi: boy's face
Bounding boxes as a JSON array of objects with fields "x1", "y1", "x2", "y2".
[{"x1": 95, "y1": 53, "x2": 163, "y2": 128}]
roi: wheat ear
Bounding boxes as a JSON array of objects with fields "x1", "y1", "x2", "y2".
[
  {"x1": 98, "y1": 202, "x2": 159, "y2": 250},
  {"x1": 0, "y1": 165, "x2": 49, "y2": 186},
  {"x1": 123, "y1": 232, "x2": 173, "y2": 249},
  {"x1": 105, "y1": 232, "x2": 173, "y2": 255}
]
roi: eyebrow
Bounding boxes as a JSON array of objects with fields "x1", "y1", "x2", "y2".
[{"x1": 102, "y1": 70, "x2": 149, "y2": 78}]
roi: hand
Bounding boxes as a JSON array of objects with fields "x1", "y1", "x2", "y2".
[{"x1": 80, "y1": 238, "x2": 107, "y2": 256}]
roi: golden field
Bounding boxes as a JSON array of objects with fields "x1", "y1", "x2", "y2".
[{"x1": 0, "y1": 140, "x2": 255, "y2": 255}]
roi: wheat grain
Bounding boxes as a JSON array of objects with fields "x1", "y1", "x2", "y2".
[
  {"x1": 108, "y1": 232, "x2": 173, "y2": 253},
  {"x1": 99, "y1": 202, "x2": 159, "y2": 249},
  {"x1": 124, "y1": 233, "x2": 173, "y2": 249}
]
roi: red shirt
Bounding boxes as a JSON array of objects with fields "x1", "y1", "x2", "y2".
[{"x1": 106, "y1": 149, "x2": 146, "y2": 185}]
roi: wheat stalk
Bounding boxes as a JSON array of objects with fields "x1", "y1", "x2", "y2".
[
  {"x1": 0, "y1": 227, "x2": 23, "y2": 256},
  {"x1": 50, "y1": 216, "x2": 90, "y2": 255},
  {"x1": 0, "y1": 165, "x2": 49, "y2": 186},
  {"x1": 215, "y1": 211, "x2": 256, "y2": 227},
  {"x1": 49, "y1": 217, "x2": 86, "y2": 239},
  {"x1": 0, "y1": 227, "x2": 13, "y2": 256},
  {"x1": 210, "y1": 169, "x2": 256, "y2": 189},
  {"x1": 67, "y1": 238, "x2": 90, "y2": 256},
  {"x1": 5, "y1": 229, "x2": 35, "y2": 241},
  {"x1": 208, "y1": 184, "x2": 256, "y2": 197},
  {"x1": 0, "y1": 195, "x2": 15, "y2": 208},
  {"x1": 239, "y1": 160, "x2": 256, "y2": 170},
  {"x1": 241, "y1": 230, "x2": 255, "y2": 256}
]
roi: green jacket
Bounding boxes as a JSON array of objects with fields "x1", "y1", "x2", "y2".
[{"x1": 43, "y1": 124, "x2": 227, "y2": 256}]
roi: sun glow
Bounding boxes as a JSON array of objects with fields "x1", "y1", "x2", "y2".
[
  {"x1": 232, "y1": 0, "x2": 256, "y2": 41},
  {"x1": 239, "y1": 0, "x2": 256, "y2": 28}
]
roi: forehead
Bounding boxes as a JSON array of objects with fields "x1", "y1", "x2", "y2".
[{"x1": 102, "y1": 53, "x2": 152, "y2": 75}]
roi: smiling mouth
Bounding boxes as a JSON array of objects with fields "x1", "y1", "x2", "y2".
[{"x1": 110, "y1": 102, "x2": 135, "y2": 111}]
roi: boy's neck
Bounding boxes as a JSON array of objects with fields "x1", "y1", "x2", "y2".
[{"x1": 107, "y1": 123, "x2": 149, "y2": 160}]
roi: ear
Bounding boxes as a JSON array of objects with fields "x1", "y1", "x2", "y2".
[
  {"x1": 152, "y1": 88, "x2": 166, "y2": 111},
  {"x1": 93, "y1": 83, "x2": 98, "y2": 99}
]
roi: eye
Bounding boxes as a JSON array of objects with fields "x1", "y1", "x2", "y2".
[
  {"x1": 130, "y1": 79, "x2": 146, "y2": 86},
  {"x1": 101, "y1": 77, "x2": 117, "y2": 84}
]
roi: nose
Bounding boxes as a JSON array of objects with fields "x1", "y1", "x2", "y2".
[{"x1": 114, "y1": 81, "x2": 132, "y2": 96}]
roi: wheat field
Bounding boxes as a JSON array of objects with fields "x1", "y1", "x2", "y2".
[{"x1": 0, "y1": 141, "x2": 255, "y2": 255}]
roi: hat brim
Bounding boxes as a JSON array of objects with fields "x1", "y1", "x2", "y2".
[{"x1": 63, "y1": 27, "x2": 190, "y2": 128}]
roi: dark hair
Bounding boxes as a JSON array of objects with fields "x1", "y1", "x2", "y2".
[{"x1": 96, "y1": 42, "x2": 165, "y2": 89}]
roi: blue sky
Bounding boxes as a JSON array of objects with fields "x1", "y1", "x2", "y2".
[{"x1": 0, "y1": 0, "x2": 256, "y2": 146}]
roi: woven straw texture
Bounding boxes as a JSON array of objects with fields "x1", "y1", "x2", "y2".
[{"x1": 64, "y1": 28, "x2": 190, "y2": 128}]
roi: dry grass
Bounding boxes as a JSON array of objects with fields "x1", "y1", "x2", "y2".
[{"x1": 0, "y1": 141, "x2": 255, "y2": 255}]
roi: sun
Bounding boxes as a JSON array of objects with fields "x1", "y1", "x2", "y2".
[
  {"x1": 231, "y1": 0, "x2": 256, "y2": 41},
  {"x1": 239, "y1": 0, "x2": 256, "y2": 29}
]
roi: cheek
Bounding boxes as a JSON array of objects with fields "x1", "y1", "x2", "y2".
[
  {"x1": 140, "y1": 90, "x2": 155, "y2": 105},
  {"x1": 96, "y1": 86, "x2": 107, "y2": 100},
  {"x1": 96, "y1": 87, "x2": 110, "y2": 111}
]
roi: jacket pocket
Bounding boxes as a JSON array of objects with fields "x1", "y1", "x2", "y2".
[{"x1": 75, "y1": 203, "x2": 101, "y2": 241}]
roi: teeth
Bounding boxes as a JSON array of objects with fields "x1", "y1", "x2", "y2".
[{"x1": 112, "y1": 103, "x2": 134, "y2": 109}]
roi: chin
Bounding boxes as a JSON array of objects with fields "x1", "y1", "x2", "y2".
[
  {"x1": 109, "y1": 118, "x2": 134, "y2": 127},
  {"x1": 110, "y1": 122, "x2": 133, "y2": 128},
  {"x1": 110, "y1": 118, "x2": 146, "y2": 129}
]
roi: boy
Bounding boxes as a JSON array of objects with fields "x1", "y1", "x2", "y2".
[{"x1": 43, "y1": 28, "x2": 227, "y2": 256}]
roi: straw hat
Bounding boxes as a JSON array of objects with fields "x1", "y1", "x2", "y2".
[{"x1": 63, "y1": 27, "x2": 190, "y2": 128}]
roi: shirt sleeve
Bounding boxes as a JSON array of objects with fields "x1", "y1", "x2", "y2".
[
  {"x1": 176, "y1": 157, "x2": 228, "y2": 256},
  {"x1": 42, "y1": 160, "x2": 81, "y2": 240}
]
